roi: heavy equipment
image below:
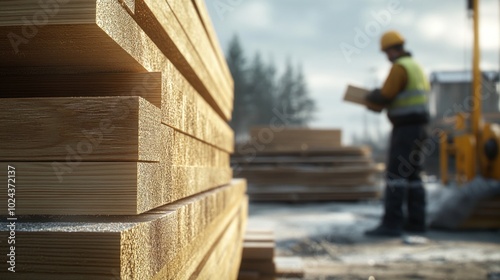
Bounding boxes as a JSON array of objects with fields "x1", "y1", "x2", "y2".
[{"x1": 439, "y1": 0, "x2": 500, "y2": 184}]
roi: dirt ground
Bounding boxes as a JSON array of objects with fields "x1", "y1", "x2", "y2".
[{"x1": 247, "y1": 184, "x2": 500, "y2": 280}]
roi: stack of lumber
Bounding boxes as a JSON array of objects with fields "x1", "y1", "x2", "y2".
[
  {"x1": 238, "y1": 230, "x2": 304, "y2": 280},
  {"x1": 233, "y1": 128, "x2": 381, "y2": 202},
  {"x1": 0, "y1": 0, "x2": 247, "y2": 278},
  {"x1": 461, "y1": 196, "x2": 500, "y2": 229}
]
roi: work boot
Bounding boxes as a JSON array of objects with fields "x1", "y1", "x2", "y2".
[
  {"x1": 406, "y1": 183, "x2": 427, "y2": 233},
  {"x1": 364, "y1": 224, "x2": 402, "y2": 237},
  {"x1": 365, "y1": 185, "x2": 405, "y2": 237}
]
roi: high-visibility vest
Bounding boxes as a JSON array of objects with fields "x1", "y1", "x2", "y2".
[{"x1": 387, "y1": 56, "x2": 430, "y2": 118}]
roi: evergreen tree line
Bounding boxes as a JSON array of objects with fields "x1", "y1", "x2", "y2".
[{"x1": 226, "y1": 35, "x2": 316, "y2": 140}]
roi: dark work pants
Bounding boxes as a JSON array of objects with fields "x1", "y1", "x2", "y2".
[{"x1": 382, "y1": 124, "x2": 428, "y2": 230}]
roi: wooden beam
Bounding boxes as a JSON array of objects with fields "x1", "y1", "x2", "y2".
[
  {"x1": 249, "y1": 127, "x2": 342, "y2": 150},
  {"x1": 0, "y1": 97, "x2": 160, "y2": 162},
  {"x1": 0, "y1": 161, "x2": 233, "y2": 215},
  {"x1": 0, "y1": 72, "x2": 162, "y2": 108},
  {"x1": 234, "y1": 145, "x2": 371, "y2": 157},
  {"x1": 0, "y1": 180, "x2": 247, "y2": 279}
]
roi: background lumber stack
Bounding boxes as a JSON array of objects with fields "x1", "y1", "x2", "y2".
[
  {"x1": 0, "y1": 0, "x2": 246, "y2": 278},
  {"x1": 233, "y1": 127, "x2": 382, "y2": 202}
]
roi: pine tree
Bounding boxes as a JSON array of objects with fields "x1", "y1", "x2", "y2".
[
  {"x1": 276, "y1": 60, "x2": 315, "y2": 126},
  {"x1": 226, "y1": 35, "x2": 250, "y2": 138},
  {"x1": 247, "y1": 52, "x2": 277, "y2": 126}
]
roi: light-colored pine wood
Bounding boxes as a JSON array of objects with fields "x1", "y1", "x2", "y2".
[
  {"x1": 189, "y1": 196, "x2": 247, "y2": 280},
  {"x1": 0, "y1": 0, "x2": 234, "y2": 153},
  {"x1": 0, "y1": 72, "x2": 162, "y2": 107},
  {"x1": 118, "y1": 0, "x2": 233, "y2": 120},
  {"x1": 192, "y1": 0, "x2": 234, "y2": 94},
  {"x1": 165, "y1": 0, "x2": 232, "y2": 109},
  {"x1": 0, "y1": 162, "x2": 233, "y2": 215},
  {"x1": 343, "y1": 85, "x2": 383, "y2": 112},
  {"x1": 0, "y1": 97, "x2": 160, "y2": 162},
  {"x1": 0, "y1": 180, "x2": 247, "y2": 279}
]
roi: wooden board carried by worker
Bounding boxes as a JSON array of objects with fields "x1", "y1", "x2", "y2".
[
  {"x1": 343, "y1": 85, "x2": 384, "y2": 112},
  {"x1": 0, "y1": 180, "x2": 247, "y2": 279}
]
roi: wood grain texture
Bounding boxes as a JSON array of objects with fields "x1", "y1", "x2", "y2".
[
  {"x1": 0, "y1": 72, "x2": 162, "y2": 107},
  {"x1": 189, "y1": 195, "x2": 247, "y2": 280},
  {"x1": 0, "y1": 162, "x2": 233, "y2": 215},
  {"x1": 0, "y1": 97, "x2": 160, "y2": 162},
  {"x1": 165, "y1": 0, "x2": 232, "y2": 108},
  {"x1": 192, "y1": 0, "x2": 233, "y2": 93},
  {"x1": 164, "y1": 61, "x2": 234, "y2": 153},
  {"x1": 0, "y1": 0, "x2": 234, "y2": 152},
  {"x1": 122, "y1": 0, "x2": 233, "y2": 120},
  {"x1": 0, "y1": 180, "x2": 247, "y2": 279}
]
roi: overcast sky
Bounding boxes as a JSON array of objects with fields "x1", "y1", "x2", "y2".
[{"x1": 206, "y1": 0, "x2": 500, "y2": 144}]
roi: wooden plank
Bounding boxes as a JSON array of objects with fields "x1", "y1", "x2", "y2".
[
  {"x1": 249, "y1": 127, "x2": 342, "y2": 150},
  {"x1": 0, "y1": 97, "x2": 160, "y2": 162},
  {"x1": 238, "y1": 166, "x2": 377, "y2": 186},
  {"x1": 189, "y1": 196, "x2": 247, "y2": 280},
  {"x1": 0, "y1": 72, "x2": 162, "y2": 107},
  {"x1": 168, "y1": 0, "x2": 232, "y2": 107},
  {"x1": 192, "y1": 0, "x2": 234, "y2": 94},
  {"x1": 343, "y1": 84, "x2": 383, "y2": 112},
  {"x1": 165, "y1": 63, "x2": 234, "y2": 153},
  {"x1": 0, "y1": 180, "x2": 247, "y2": 279},
  {"x1": 249, "y1": 193, "x2": 380, "y2": 202},
  {"x1": 0, "y1": 162, "x2": 233, "y2": 215},
  {"x1": 232, "y1": 156, "x2": 371, "y2": 165},
  {"x1": 234, "y1": 145, "x2": 371, "y2": 157},
  {"x1": 0, "y1": 0, "x2": 234, "y2": 153},
  {"x1": 239, "y1": 261, "x2": 276, "y2": 274},
  {"x1": 247, "y1": 185, "x2": 381, "y2": 195},
  {"x1": 242, "y1": 241, "x2": 275, "y2": 260},
  {"x1": 119, "y1": 0, "x2": 233, "y2": 120},
  {"x1": 156, "y1": 195, "x2": 248, "y2": 280}
]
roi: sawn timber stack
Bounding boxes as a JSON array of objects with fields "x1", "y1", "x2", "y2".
[
  {"x1": 0, "y1": 1, "x2": 245, "y2": 279},
  {"x1": 233, "y1": 127, "x2": 382, "y2": 202}
]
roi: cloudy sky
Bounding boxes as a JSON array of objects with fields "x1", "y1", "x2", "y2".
[{"x1": 206, "y1": 0, "x2": 500, "y2": 144}]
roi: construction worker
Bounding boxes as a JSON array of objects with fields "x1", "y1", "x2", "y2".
[{"x1": 364, "y1": 30, "x2": 430, "y2": 237}]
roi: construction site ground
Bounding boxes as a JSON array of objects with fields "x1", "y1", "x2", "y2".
[{"x1": 247, "y1": 182, "x2": 500, "y2": 280}]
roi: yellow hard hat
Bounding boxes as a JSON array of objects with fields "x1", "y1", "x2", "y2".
[{"x1": 380, "y1": 31, "x2": 405, "y2": 51}]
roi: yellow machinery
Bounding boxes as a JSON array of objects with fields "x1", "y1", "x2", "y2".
[{"x1": 440, "y1": 0, "x2": 500, "y2": 184}]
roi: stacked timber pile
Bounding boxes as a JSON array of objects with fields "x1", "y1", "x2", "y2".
[
  {"x1": 238, "y1": 230, "x2": 304, "y2": 280},
  {"x1": 233, "y1": 128, "x2": 381, "y2": 201},
  {"x1": 0, "y1": 0, "x2": 247, "y2": 279}
]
